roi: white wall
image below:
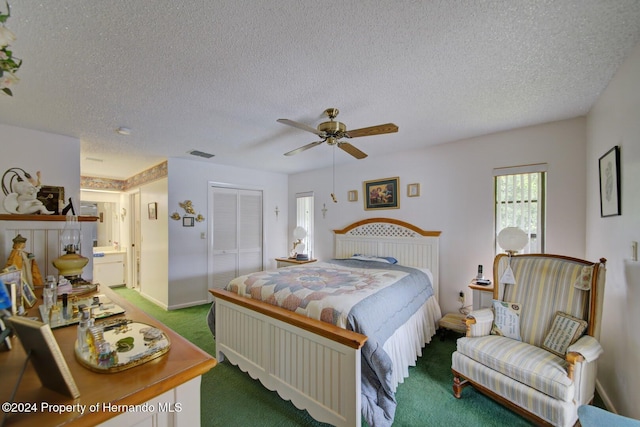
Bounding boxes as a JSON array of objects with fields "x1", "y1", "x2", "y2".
[
  {"x1": 137, "y1": 177, "x2": 169, "y2": 308},
  {"x1": 290, "y1": 117, "x2": 587, "y2": 315},
  {"x1": 586, "y1": 41, "x2": 640, "y2": 418},
  {"x1": 167, "y1": 158, "x2": 288, "y2": 309},
  {"x1": 0, "y1": 124, "x2": 80, "y2": 214}
]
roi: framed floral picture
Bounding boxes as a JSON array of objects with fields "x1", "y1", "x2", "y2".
[
  {"x1": 364, "y1": 177, "x2": 399, "y2": 210},
  {"x1": 599, "y1": 146, "x2": 621, "y2": 217}
]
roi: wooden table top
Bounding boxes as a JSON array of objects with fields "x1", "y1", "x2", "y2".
[{"x1": 0, "y1": 286, "x2": 216, "y2": 427}]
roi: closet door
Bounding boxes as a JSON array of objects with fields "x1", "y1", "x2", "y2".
[
  {"x1": 210, "y1": 186, "x2": 263, "y2": 290},
  {"x1": 238, "y1": 189, "x2": 263, "y2": 275}
]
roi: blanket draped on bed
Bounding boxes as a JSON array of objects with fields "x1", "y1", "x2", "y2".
[{"x1": 207, "y1": 259, "x2": 434, "y2": 427}]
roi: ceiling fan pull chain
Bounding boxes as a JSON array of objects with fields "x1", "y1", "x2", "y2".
[{"x1": 330, "y1": 146, "x2": 337, "y2": 203}]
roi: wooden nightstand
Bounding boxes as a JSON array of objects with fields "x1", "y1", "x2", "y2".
[
  {"x1": 275, "y1": 257, "x2": 317, "y2": 268},
  {"x1": 469, "y1": 282, "x2": 494, "y2": 310}
]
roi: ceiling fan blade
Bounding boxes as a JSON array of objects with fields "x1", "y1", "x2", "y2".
[
  {"x1": 345, "y1": 123, "x2": 398, "y2": 138},
  {"x1": 338, "y1": 142, "x2": 368, "y2": 159},
  {"x1": 277, "y1": 118, "x2": 326, "y2": 137},
  {"x1": 284, "y1": 140, "x2": 324, "y2": 156}
]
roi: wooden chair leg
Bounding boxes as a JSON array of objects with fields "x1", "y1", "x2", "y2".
[{"x1": 453, "y1": 373, "x2": 468, "y2": 398}]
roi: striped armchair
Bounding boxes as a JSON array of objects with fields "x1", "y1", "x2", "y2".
[{"x1": 452, "y1": 254, "x2": 606, "y2": 427}]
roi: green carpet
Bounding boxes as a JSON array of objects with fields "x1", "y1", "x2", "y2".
[{"x1": 113, "y1": 287, "x2": 538, "y2": 426}]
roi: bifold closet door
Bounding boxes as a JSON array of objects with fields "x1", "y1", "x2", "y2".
[{"x1": 210, "y1": 186, "x2": 263, "y2": 290}]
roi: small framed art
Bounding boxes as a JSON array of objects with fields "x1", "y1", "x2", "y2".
[
  {"x1": 348, "y1": 190, "x2": 358, "y2": 202},
  {"x1": 598, "y1": 146, "x2": 621, "y2": 217},
  {"x1": 148, "y1": 202, "x2": 157, "y2": 220},
  {"x1": 407, "y1": 183, "x2": 420, "y2": 197},
  {"x1": 22, "y1": 281, "x2": 37, "y2": 307},
  {"x1": 364, "y1": 177, "x2": 399, "y2": 210},
  {"x1": 183, "y1": 216, "x2": 194, "y2": 227},
  {"x1": 37, "y1": 186, "x2": 64, "y2": 215}
]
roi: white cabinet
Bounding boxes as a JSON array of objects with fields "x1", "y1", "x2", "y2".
[{"x1": 93, "y1": 251, "x2": 126, "y2": 287}]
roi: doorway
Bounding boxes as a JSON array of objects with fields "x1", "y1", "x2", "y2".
[{"x1": 129, "y1": 191, "x2": 141, "y2": 290}]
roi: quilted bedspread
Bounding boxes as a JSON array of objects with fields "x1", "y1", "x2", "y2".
[
  {"x1": 226, "y1": 260, "x2": 410, "y2": 328},
  {"x1": 210, "y1": 258, "x2": 434, "y2": 427}
]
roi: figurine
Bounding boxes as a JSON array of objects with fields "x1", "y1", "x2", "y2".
[
  {"x1": 4, "y1": 234, "x2": 43, "y2": 288},
  {"x1": 1, "y1": 168, "x2": 54, "y2": 215},
  {"x1": 179, "y1": 200, "x2": 195, "y2": 215}
]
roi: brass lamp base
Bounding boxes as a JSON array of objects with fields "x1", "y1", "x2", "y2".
[{"x1": 52, "y1": 253, "x2": 89, "y2": 280}]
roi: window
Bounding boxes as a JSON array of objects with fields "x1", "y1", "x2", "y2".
[
  {"x1": 295, "y1": 192, "x2": 314, "y2": 258},
  {"x1": 494, "y1": 164, "x2": 547, "y2": 254}
]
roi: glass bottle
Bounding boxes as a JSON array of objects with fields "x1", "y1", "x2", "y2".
[{"x1": 76, "y1": 306, "x2": 90, "y2": 355}]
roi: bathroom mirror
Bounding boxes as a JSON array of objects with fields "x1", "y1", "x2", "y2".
[{"x1": 80, "y1": 201, "x2": 120, "y2": 248}]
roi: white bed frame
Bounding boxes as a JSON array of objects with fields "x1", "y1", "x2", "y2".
[{"x1": 210, "y1": 218, "x2": 440, "y2": 426}]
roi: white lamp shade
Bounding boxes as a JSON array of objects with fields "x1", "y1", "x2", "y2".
[
  {"x1": 293, "y1": 226, "x2": 307, "y2": 240},
  {"x1": 497, "y1": 227, "x2": 528, "y2": 252}
]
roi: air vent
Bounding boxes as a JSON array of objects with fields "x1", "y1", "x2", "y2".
[{"x1": 188, "y1": 150, "x2": 215, "y2": 159}]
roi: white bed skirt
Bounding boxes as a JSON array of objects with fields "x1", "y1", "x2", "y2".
[{"x1": 383, "y1": 295, "x2": 442, "y2": 391}]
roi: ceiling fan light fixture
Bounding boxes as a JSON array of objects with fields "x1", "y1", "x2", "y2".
[{"x1": 278, "y1": 107, "x2": 398, "y2": 159}]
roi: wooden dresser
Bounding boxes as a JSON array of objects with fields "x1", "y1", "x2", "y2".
[{"x1": 0, "y1": 286, "x2": 216, "y2": 427}]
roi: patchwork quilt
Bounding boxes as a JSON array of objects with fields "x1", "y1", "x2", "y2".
[
  {"x1": 226, "y1": 261, "x2": 409, "y2": 328},
  {"x1": 213, "y1": 258, "x2": 435, "y2": 427}
]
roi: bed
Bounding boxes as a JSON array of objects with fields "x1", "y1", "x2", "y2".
[{"x1": 207, "y1": 218, "x2": 441, "y2": 427}]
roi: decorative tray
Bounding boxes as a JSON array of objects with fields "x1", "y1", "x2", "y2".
[
  {"x1": 75, "y1": 319, "x2": 171, "y2": 373},
  {"x1": 57, "y1": 282, "x2": 99, "y2": 298},
  {"x1": 39, "y1": 294, "x2": 125, "y2": 329}
]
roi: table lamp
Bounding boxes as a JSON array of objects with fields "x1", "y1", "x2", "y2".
[
  {"x1": 290, "y1": 226, "x2": 307, "y2": 258},
  {"x1": 497, "y1": 227, "x2": 528, "y2": 285},
  {"x1": 52, "y1": 215, "x2": 88, "y2": 283}
]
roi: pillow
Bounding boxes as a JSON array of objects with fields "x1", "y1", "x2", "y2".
[
  {"x1": 490, "y1": 300, "x2": 522, "y2": 341},
  {"x1": 350, "y1": 254, "x2": 398, "y2": 264},
  {"x1": 542, "y1": 311, "x2": 588, "y2": 357}
]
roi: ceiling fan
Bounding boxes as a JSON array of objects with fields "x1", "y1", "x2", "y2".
[{"x1": 278, "y1": 108, "x2": 398, "y2": 159}]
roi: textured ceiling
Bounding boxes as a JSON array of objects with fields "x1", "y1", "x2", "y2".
[{"x1": 2, "y1": 1, "x2": 640, "y2": 179}]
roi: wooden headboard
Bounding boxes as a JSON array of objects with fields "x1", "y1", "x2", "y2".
[{"x1": 334, "y1": 218, "x2": 441, "y2": 300}]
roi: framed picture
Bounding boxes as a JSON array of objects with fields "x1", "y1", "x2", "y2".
[
  {"x1": 183, "y1": 216, "x2": 194, "y2": 227},
  {"x1": 0, "y1": 270, "x2": 22, "y2": 316},
  {"x1": 407, "y1": 183, "x2": 420, "y2": 197},
  {"x1": 348, "y1": 190, "x2": 358, "y2": 202},
  {"x1": 148, "y1": 202, "x2": 157, "y2": 220},
  {"x1": 363, "y1": 177, "x2": 399, "y2": 210},
  {"x1": 9, "y1": 316, "x2": 80, "y2": 398},
  {"x1": 599, "y1": 146, "x2": 621, "y2": 217},
  {"x1": 22, "y1": 281, "x2": 37, "y2": 308},
  {"x1": 1, "y1": 270, "x2": 22, "y2": 315},
  {"x1": 37, "y1": 186, "x2": 64, "y2": 215}
]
